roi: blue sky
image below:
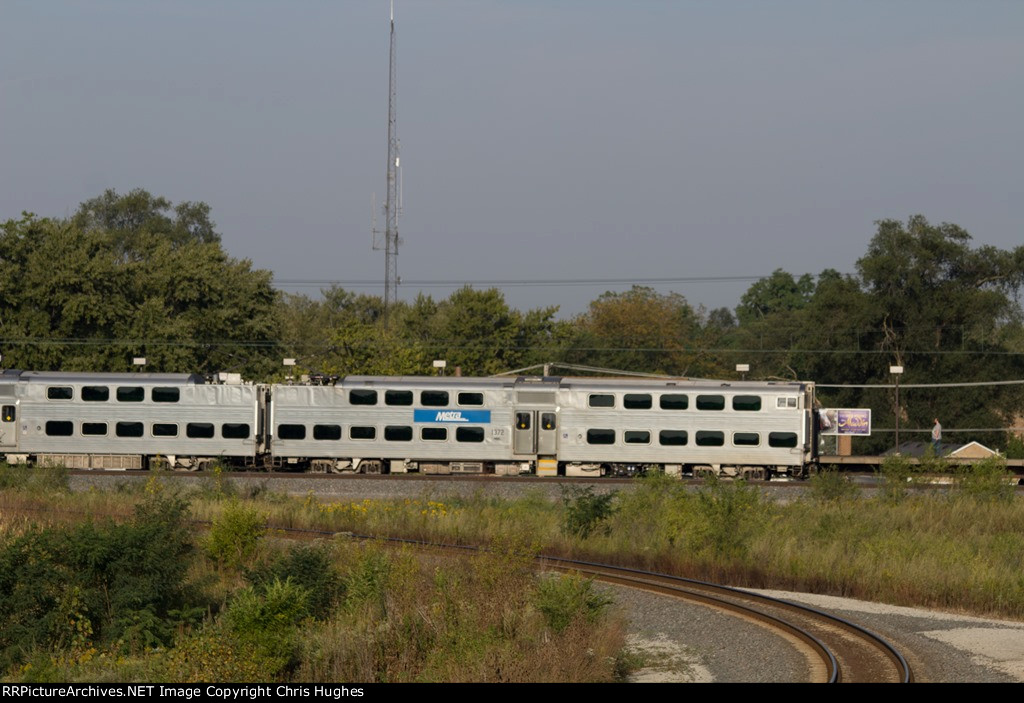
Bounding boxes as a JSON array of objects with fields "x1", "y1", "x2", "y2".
[{"x1": 3, "y1": 1, "x2": 1022, "y2": 317}]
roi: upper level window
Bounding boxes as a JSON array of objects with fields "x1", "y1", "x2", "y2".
[
  {"x1": 588, "y1": 394, "x2": 614, "y2": 408},
  {"x1": 421, "y1": 391, "x2": 449, "y2": 407},
  {"x1": 385, "y1": 390, "x2": 413, "y2": 406},
  {"x1": 696, "y1": 395, "x2": 725, "y2": 411},
  {"x1": 732, "y1": 395, "x2": 762, "y2": 411},
  {"x1": 349, "y1": 389, "x2": 378, "y2": 406},
  {"x1": 47, "y1": 387, "x2": 73, "y2": 400},
  {"x1": 623, "y1": 394, "x2": 652, "y2": 409},
  {"x1": 458, "y1": 392, "x2": 484, "y2": 406},
  {"x1": 660, "y1": 394, "x2": 688, "y2": 410},
  {"x1": 82, "y1": 386, "x2": 109, "y2": 402},
  {"x1": 117, "y1": 386, "x2": 144, "y2": 402},
  {"x1": 152, "y1": 387, "x2": 180, "y2": 403}
]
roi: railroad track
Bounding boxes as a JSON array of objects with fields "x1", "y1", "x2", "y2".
[{"x1": 277, "y1": 528, "x2": 913, "y2": 684}]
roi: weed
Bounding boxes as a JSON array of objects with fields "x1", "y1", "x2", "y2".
[
  {"x1": 203, "y1": 501, "x2": 266, "y2": 568},
  {"x1": 561, "y1": 485, "x2": 617, "y2": 539},
  {"x1": 957, "y1": 455, "x2": 1015, "y2": 502},
  {"x1": 533, "y1": 573, "x2": 613, "y2": 633},
  {"x1": 808, "y1": 467, "x2": 860, "y2": 503}
]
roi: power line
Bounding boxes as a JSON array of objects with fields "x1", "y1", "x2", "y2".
[{"x1": 271, "y1": 274, "x2": 774, "y2": 289}]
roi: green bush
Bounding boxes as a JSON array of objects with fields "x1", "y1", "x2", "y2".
[
  {"x1": 561, "y1": 486, "x2": 617, "y2": 539},
  {"x1": 203, "y1": 501, "x2": 266, "y2": 568},
  {"x1": 685, "y1": 477, "x2": 767, "y2": 561},
  {"x1": 957, "y1": 455, "x2": 1016, "y2": 502},
  {"x1": 877, "y1": 454, "x2": 918, "y2": 502},
  {"x1": 247, "y1": 544, "x2": 343, "y2": 619},
  {"x1": 808, "y1": 467, "x2": 860, "y2": 503},
  {"x1": 533, "y1": 573, "x2": 613, "y2": 633}
]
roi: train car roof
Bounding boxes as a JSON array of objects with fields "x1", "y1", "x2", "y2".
[
  {"x1": 339, "y1": 375, "x2": 810, "y2": 392},
  {"x1": 8, "y1": 370, "x2": 206, "y2": 385}
]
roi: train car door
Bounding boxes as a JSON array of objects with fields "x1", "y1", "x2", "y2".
[
  {"x1": 513, "y1": 409, "x2": 558, "y2": 455},
  {"x1": 0, "y1": 393, "x2": 17, "y2": 451}
]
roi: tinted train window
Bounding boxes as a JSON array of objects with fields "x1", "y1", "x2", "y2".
[
  {"x1": 82, "y1": 422, "x2": 107, "y2": 436},
  {"x1": 82, "y1": 386, "x2": 109, "y2": 402},
  {"x1": 153, "y1": 423, "x2": 178, "y2": 437},
  {"x1": 456, "y1": 427, "x2": 484, "y2": 443},
  {"x1": 458, "y1": 392, "x2": 484, "y2": 406},
  {"x1": 625, "y1": 430, "x2": 650, "y2": 444},
  {"x1": 385, "y1": 390, "x2": 413, "y2": 406},
  {"x1": 586, "y1": 429, "x2": 615, "y2": 445},
  {"x1": 696, "y1": 430, "x2": 725, "y2": 447},
  {"x1": 350, "y1": 426, "x2": 376, "y2": 440},
  {"x1": 659, "y1": 430, "x2": 688, "y2": 446},
  {"x1": 45, "y1": 421, "x2": 73, "y2": 436},
  {"x1": 152, "y1": 387, "x2": 180, "y2": 403},
  {"x1": 624, "y1": 394, "x2": 652, "y2": 409},
  {"x1": 117, "y1": 386, "x2": 144, "y2": 402},
  {"x1": 421, "y1": 391, "x2": 449, "y2": 407},
  {"x1": 660, "y1": 394, "x2": 688, "y2": 410},
  {"x1": 116, "y1": 422, "x2": 144, "y2": 438},
  {"x1": 222, "y1": 423, "x2": 251, "y2": 439},
  {"x1": 696, "y1": 395, "x2": 725, "y2": 411},
  {"x1": 2, "y1": 406, "x2": 14, "y2": 422},
  {"x1": 541, "y1": 413, "x2": 556, "y2": 430},
  {"x1": 385, "y1": 425, "x2": 412, "y2": 441},
  {"x1": 47, "y1": 387, "x2": 73, "y2": 400},
  {"x1": 734, "y1": 432, "x2": 760, "y2": 446},
  {"x1": 187, "y1": 423, "x2": 215, "y2": 439},
  {"x1": 349, "y1": 389, "x2": 378, "y2": 406},
  {"x1": 588, "y1": 394, "x2": 614, "y2": 408},
  {"x1": 422, "y1": 427, "x2": 447, "y2": 441},
  {"x1": 516, "y1": 413, "x2": 531, "y2": 430},
  {"x1": 278, "y1": 424, "x2": 306, "y2": 440},
  {"x1": 313, "y1": 424, "x2": 342, "y2": 440},
  {"x1": 769, "y1": 432, "x2": 799, "y2": 448},
  {"x1": 732, "y1": 395, "x2": 762, "y2": 411}
]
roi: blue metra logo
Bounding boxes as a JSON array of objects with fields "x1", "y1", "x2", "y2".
[{"x1": 414, "y1": 409, "x2": 491, "y2": 424}]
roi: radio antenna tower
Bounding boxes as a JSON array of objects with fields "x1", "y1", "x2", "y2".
[{"x1": 373, "y1": 0, "x2": 401, "y2": 320}]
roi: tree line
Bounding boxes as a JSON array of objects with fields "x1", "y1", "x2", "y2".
[{"x1": 3, "y1": 190, "x2": 1023, "y2": 451}]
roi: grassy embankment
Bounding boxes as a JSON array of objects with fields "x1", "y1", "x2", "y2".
[{"x1": 0, "y1": 465, "x2": 626, "y2": 683}]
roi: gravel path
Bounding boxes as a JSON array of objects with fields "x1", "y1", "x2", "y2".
[{"x1": 608, "y1": 584, "x2": 1024, "y2": 683}]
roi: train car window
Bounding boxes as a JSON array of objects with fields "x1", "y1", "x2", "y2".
[
  {"x1": 45, "y1": 420, "x2": 73, "y2": 436},
  {"x1": 624, "y1": 394, "x2": 652, "y2": 409},
  {"x1": 186, "y1": 423, "x2": 215, "y2": 439},
  {"x1": 659, "y1": 430, "x2": 688, "y2": 446},
  {"x1": 116, "y1": 386, "x2": 144, "y2": 402},
  {"x1": 457, "y1": 392, "x2": 484, "y2": 406},
  {"x1": 349, "y1": 389, "x2": 378, "y2": 406},
  {"x1": 222, "y1": 423, "x2": 251, "y2": 439},
  {"x1": 385, "y1": 390, "x2": 413, "y2": 406},
  {"x1": 586, "y1": 429, "x2": 615, "y2": 445},
  {"x1": 82, "y1": 386, "x2": 110, "y2": 402},
  {"x1": 732, "y1": 395, "x2": 762, "y2": 411},
  {"x1": 152, "y1": 423, "x2": 178, "y2": 437},
  {"x1": 776, "y1": 397, "x2": 798, "y2": 409},
  {"x1": 456, "y1": 427, "x2": 484, "y2": 443},
  {"x1": 47, "y1": 387, "x2": 73, "y2": 400},
  {"x1": 313, "y1": 424, "x2": 342, "y2": 440},
  {"x1": 541, "y1": 413, "x2": 556, "y2": 430},
  {"x1": 2, "y1": 405, "x2": 14, "y2": 422},
  {"x1": 588, "y1": 394, "x2": 614, "y2": 408},
  {"x1": 421, "y1": 391, "x2": 449, "y2": 407},
  {"x1": 278, "y1": 424, "x2": 306, "y2": 440},
  {"x1": 769, "y1": 432, "x2": 799, "y2": 448},
  {"x1": 733, "y1": 432, "x2": 760, "y2": 446},
  {"x1": 660, "y1": 394, "x2": 688, "y2": 410},
  {"x1": 421, "y1": 427, "x2": 448, "y2": 441},
  {"x1": 696, "y1": 395, "x2": 725, "y2": 411},
  {"x1": 516, "y1": 413, "x2": 531, "y2": 430},
  {"x1": 152, "y1": 387, "x2": 180, "y2": 403},
  {"x1": 696, "y1": 430, "x2": 725, "y2": 446},
  {"x1": 116, "y1": 422, "x2": 144, "y2": 438},
  {"x1": 385, "y1": 425, "x2": 413, "y2": 441},
  {"x1": 82, "y1": 422, "x2": 108, "y2": 436},
  {"x1": 625, "y1": 430, "x2": 650, "y2": 444},
  {"x1": 350, "y1": 426, "x2": 376, "y2": 440}
]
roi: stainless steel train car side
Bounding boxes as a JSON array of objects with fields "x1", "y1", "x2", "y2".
[
  {"x1": 556, "y1": 378, "x2": 816, "y2": 479},
  {"x1": 269, "y1": 376, "x2": 535, "y2": 474},
  {"x1": 0, "y1": 370, "x2": 264, "y2": 470}
]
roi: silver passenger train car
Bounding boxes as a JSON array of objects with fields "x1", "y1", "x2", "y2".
[
  {"x1": 269, "y1": 375, "x2": 819, "y2": 479},
  {"x1": 0, "y1": 370, "x2": 264, "y2": 470},
  {"x1": 0, "y1": 370, "x2": 818, "y2": 478}
]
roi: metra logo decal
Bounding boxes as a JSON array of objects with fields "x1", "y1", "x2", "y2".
[{"x1": 414, "y1": 409, "x2": 491, "y2": 424}]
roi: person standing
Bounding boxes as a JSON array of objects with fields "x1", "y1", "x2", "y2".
[{"x1": 932, "y1": 418, "x2": 942, "y2": 453}]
